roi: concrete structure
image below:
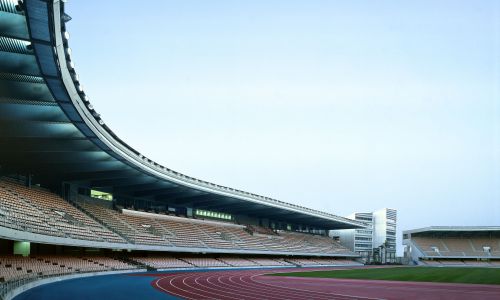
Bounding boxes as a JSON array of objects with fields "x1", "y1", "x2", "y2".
[{"x1": 330, "y1": 208, "x2": 397, "y2": 263}]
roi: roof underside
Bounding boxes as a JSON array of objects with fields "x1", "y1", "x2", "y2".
[{"x1": 0, "y1": 0, "x2": 363, "y2": 230}]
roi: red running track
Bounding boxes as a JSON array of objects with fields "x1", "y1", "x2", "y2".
[{"x1": 137, "y1": 267, "x2": 500, "y2": 300}]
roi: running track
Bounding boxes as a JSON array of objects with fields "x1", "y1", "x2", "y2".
[{"x1": 134, "y1": 267, "x2": 500, "y2": 300}]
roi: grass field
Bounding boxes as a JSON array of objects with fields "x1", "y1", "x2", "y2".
[{"x1": 272, "y1": 267, "x2": 500, "y2": 285}]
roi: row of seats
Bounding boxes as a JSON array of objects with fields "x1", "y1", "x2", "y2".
[
  {"x1": 248, "y1": 258, "x2": 292, "y2": 266},
  {"x1": 78, "y1": 202, "x2": 354, "y2": 255},
  {"x1": 128, "y1": 256, "x2": 357, "y2": 269},
  {"x1": 286, "y1": 257, "x2": 362, "y2": 266},
  {"x1": 0, "y1": 179, "x2": 126, "y2": 244},
  {"x1": 181, "y1": 257, "x2": 229, "y2": 268},
  {"x1": 0, "y1": 255, "x2": 136, "y2": 283},
  {"x1": 420, "y1": 259, "x2": 500, "y2": 267},
  {"x1": 131, "y1": 256, "x2": 193, "y2": 269},
  {"x1": 247, "y1": 225, "x2": 277, "y2": 235},
  {"x1": 0, "y1": 179, "x2": 355, "y2": 256},
  {"x1": 0, "y1": 253, "x2": 361, "y2": 284},
  {"x1": 413, "y1": 236, "x2": 500, "y2": 257}
]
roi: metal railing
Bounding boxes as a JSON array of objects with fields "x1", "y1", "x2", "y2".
[{"x1": 0, "y1": 210, "x2": 66, "y2": 239}]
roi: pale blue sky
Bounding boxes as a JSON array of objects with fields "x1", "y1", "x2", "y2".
[{"x1": 66, "y1": 1, "x2": 500, "y2": 252}]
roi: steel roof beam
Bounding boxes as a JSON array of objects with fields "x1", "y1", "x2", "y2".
[
  {"x1": 89, "y1": 177, "x2": 159, "y2": 189},
  {"x1": 0, "y1": 13, "x2": 30, "y2": 41},
  {"x1": 0, "y1": 121, "x2": 82, "y2": 138},
  {"x1": 5, "y1": 160, "x2": 128, "y2": 174},
  {"x1": 112, "y1": 182, "x2": 170, "y2": 193},
  {"x1": 0, "y1": 137, "x2": 97, "y2": 152},
  {"x1": 131, "y1": 186, "x2": 185, "y2": 197},
  {"x1": 61, "y1": 169, "x2": 139, "y2": 182},
  {"x1": 0, "y1": 102, "x2": 67, "y2": 122},
  {"x1": 0, "y1": 79, "x2": 53, "y2": 101},
  {"x1": 0, "y1": 51, "x2": 39, "y2": 75},
  {"x1": 148, "y1": 189, "x2": 202, "y2": 201},
  {"x1": 0, "y1": 150, "x2": 112, "y2": 163}
]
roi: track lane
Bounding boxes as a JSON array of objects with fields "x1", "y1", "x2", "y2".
[{"x1": 149, "y1": 267, "x2": 500, "y2": 300}]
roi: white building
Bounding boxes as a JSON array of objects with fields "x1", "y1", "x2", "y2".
[
  {"x1": 372, "y1": 208, "x2": 397, "y2": 262},
  {"x1": 330, "y1": 208, "x2": 397, "y2": 263}
]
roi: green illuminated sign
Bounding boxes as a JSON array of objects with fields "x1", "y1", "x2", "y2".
[{"x1": 195, "y1": 209, "x2": 231, "y2": 220}]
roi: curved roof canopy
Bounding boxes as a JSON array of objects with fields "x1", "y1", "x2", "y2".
[{"x1": 0, "y1": 0, "x2": 363, "y2": 230}]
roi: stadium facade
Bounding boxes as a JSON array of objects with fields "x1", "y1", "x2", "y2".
[{"x1": 403, "y1": 226, "x2": 500, "y2": 266}]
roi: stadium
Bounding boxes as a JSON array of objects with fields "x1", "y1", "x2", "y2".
[{"x1": 0, "y1": 0, "x2": 499, "y2": 299}]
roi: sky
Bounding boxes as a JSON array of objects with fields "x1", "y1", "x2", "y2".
[{"x1": 65, "y1": 1, "x2": 500, "y2": 254}]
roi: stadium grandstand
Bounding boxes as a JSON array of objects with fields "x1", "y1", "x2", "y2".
[
  {"x1": 0, "y1": 0, "x2": 365, "y2": 298},
  {"x1": 403, "y1": 226, "x2": 500, "y2": 266}
]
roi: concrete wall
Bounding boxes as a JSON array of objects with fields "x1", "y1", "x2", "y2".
[
  {"x1": 330, "y1": 229, "x2": 355, "y2": 251},
  {"x1": 372, "y1": 209, "x2": 387, "y2": 248}
]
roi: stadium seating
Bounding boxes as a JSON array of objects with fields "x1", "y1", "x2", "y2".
[
  {"x1": 130, "y1": 256, "x2": 193, "y2": 269},
  {"x1": 216, "y1": 257, "x2": 260, "y2": 267},
  {"x1": 0, "y1": 186, "x2": 64, "y2": 237},
  {"x1": 0, "y1": 179, "x2": 126, "y2": 244},
  {"x1": 0, "y1": 254, "x2": 360, "y2": 282},
  {"x1": 412, "y1": 236, "x2": 500, "y2": 258},
  {"x1": 284, "y1": 257, "x2": 361, "y2": 266},
  {"x1": 0, "y1": 179, "x2": 356, "y2": 257},
  {"x1": 420, "y1": 260, "x2": 442, "y2": 266},
  {"x1": 0, "y1": 178, "x2": 362, "y2": 291},
  {"x1": 412, "y1": 237, "x2": 445, "y2": 252},
  {"x1": 77, "y1": 202, "x2": 353, "y2": 255},
  {"x1": 463, "y1": 260, "x2": 491, "y2": 267},
  {"x1": 247, "y1": 225, "x2": 277, "y2": 235},
  {"x1": 286, "y1": 258, "x2": 323, "y2": 266},
  {"x1": 181, "y1": 257, "x2": 229, "y2": 268},
  {"x1": 129, "y1": 256, "x2": 358, "y2": 269},
  {"x1": 442, "y1": 239, "x2": 477, "y2": 256},
  {"x1": 420, "y1": 259, "x2": 500, "y2": 267},
  {"x1": 0, "y1": 255, "x2": 136, "y2": 283},
  {"x1": 433, "y1": 259, "x2": 464, "y2": 266},
  {"x1": 247, "y1": 258, "x2": 293, "y2": 266}
]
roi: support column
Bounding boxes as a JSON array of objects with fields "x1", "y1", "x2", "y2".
[{"x1": 25, "y1": 174, "x2": 32, "y2": 188}]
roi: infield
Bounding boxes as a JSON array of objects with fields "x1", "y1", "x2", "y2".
[{"x1": 272, "y1": 266, "x2": 500, "y2": 285}]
